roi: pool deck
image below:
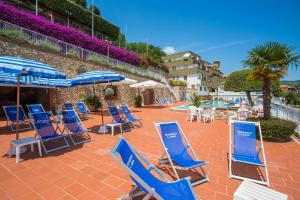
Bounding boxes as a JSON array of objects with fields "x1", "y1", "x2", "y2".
[{"x1": 0, "y1": 102, "x2": 299, "y2": 200}]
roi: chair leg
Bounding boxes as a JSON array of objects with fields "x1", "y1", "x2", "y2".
[
  {"x1": 16, "y1": 145, "x2": 20, "y2": 163},
  {"x1": 37, "y1": 141, "x2": 42, "y2": 157}
]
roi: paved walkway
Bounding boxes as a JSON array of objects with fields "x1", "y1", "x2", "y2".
[{"x1": 0, "y1": 103, "x2": 299, "y2": 199}]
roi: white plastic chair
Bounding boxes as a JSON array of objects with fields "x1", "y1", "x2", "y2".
[
  {"x1": 201, "y1": 108, "x2": 215, "y2": 123},
  {"x1": 237, "y1": 108, "x2": 251, "y2": 120},
  {"x1": 186, "y1": 106, "x2": 199, "y2": 122}
]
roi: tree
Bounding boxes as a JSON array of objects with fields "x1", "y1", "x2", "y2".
[
  {"x1": 89, "y1": 5, "x2": 101, "y2": 17},
  {"x1": 224, "y1": 69, "x2": 261, "y2": 106},
  {"x1": 243, "y1": 42, "x2": 300, "y2": 119},
  {"x1": 127, "y1": 42, "x2": 166, "y2": 63},
  {"x1": 71, "y1": 0, "x2": 87, "y2": 8}
]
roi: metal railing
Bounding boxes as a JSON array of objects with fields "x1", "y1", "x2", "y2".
[{"x1": 0, "y1": 20, "x2": 167, "y2": 82}]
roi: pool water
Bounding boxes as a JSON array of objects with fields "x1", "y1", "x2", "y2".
[{"x1": 172, "y1": 100, "x2": 236, "y2": 111}]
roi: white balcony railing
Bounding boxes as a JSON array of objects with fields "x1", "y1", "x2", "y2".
[{"x1": 0, "y1": 20, "x2": 167, "y2": 82}]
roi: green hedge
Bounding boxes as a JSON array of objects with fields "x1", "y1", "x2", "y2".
[
  {"x1": 247, "y1": 118, "x2": 297, "y2": 141},
  {"x1": 24, "y1": 0, "x2": 119, "y2": 39},
  {"x1": 169, "y1": 80, "x2": 187, "y2": 86}
]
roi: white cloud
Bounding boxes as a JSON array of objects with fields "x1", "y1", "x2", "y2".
[{"x1": 163, "y1": 46, "x2": 176, "y2": 55}]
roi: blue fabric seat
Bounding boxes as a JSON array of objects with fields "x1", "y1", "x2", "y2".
[
  {"x1": 229, "y1": 120, "x2": 269, "y2": 186},
  {"x1": 27, "y1": 104, "x2": 45, "y2": 114},
  {"x1": 64, "y1": 102, "x2": 74, "y2": 110},
  {"x1": 120, "y1": 105, "x2": 143, "y2": 127},
  {"x1": 161, "y1": 97, "x2": 167, "y2": 104},
  {"x1": 31, "y1": 112, "x2": 69, "y2": 154},
  {"x1": 61, "y1": 110, "x2": 91, "y2": 145},
  {"x1": 111, "y1": 138, "x2": 198, "y2": 200},
  {"x1": 3, "y1": 105, "x2": 31, "y2": 131},
  {"x1": 108, "y1": 106, "x2": 131, "y2": 131},
  {"x1": 76, "y1": 102, "x2": 91, "y2": 119},
  {"x1": 155, "y1": 121, "x2": 208, "y2": 186}
]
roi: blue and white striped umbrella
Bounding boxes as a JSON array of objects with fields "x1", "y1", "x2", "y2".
[
  {"x1": 0, "y1": 56, "x2": 66, "y2": 79},
  {"x1": 31, "y1": 78, "x2": 72, "y2": 88},
  {"x1": 71, "y1": 70, "x2": 125, "y2": 86},
  {"x1": 0, "y1": 71, "x2": 25, "y2": 86}
]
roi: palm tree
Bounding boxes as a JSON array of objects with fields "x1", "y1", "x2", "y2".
[{"x1": 243, "y1": 42, "x2": 300, "y2": 119}]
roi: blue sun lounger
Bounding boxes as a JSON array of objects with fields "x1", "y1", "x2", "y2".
[
  {"x1": 229, "y1": 120, "x2": 269, "y2": 186},
  {"x1": 76, "y1": 102, "x2": 91, "y2": 119},
  {"x1": 108, "y1": 106, "x2": 131, "y2": 131},
  {"x1": 3, "y1": 105, "x2": 31, "y2": 131},
  {"x1": 64, "y1": 102, "x2": 74, "y2": 110},
  {"x1": 155, "y1": 121, "x2": 209, "y2": 186},
  {"x1": 27, "y1": 104, "x2": 45, "y2": 114},
  {"x1": 31, "y1": 112, "x2": 70, "y2": 154},
  {"x1": 120, "y1": 105, "x2": 143, "y2": 128},
  {"x1": 61, "y1": 110, "x2": 91, "y2": 145},
  {"x1": 161, "y1": 97, "x2": 167, "y2": 104},
  {"x1": 110, "y1": 138, "x2": 198, "y2": 200}
]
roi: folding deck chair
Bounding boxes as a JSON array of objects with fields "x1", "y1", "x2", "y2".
[
  {"x1": 3, "y1": 105, "x2": 31, "y2": 131},
  {"x1": 64, "y1": 102, "x2": 74, "y2": 110},
  {"x1": 108, "y1": 106, "x2": 131, "y2": 131},
  {"x1": 27, "y1": 104, "x2": 45, "y2": 114},
  {"x1": 31, "y1": 112, "x2": 70, "y2": 154},
  {"x1": 76, "y1": 102, "x2": 91, "y2": 119},
  {"x1": 161, "y1": 97, "x2": 167, "y2": 104},
  {"x1": 61, "y1": 110, "x2": 91, "y2": 145},
  {"x1": 154, "y1": 121, "x2": 209, "y2": 186},
  {"x1": 110, "y1": 138, "x2": 198, "y2": 200},
  {"x1": 229, "y1": 120, "x2": 269, "y2": 186},
  {"x1": 120, "y1": 105, "x2": 143, "y2": 128}
]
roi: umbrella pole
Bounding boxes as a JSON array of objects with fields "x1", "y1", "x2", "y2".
[{"x1": 16, "y1": 74, "x2": 20, "y2": 140}]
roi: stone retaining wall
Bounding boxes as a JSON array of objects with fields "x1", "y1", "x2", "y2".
[{"x1": 0, "y1": 37, "x2": 171, "y2": 111}]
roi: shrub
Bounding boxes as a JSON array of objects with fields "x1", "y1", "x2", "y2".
[
  {"x1": 134, "y1": 95, "x2": 142, "y2": 107},
  {"x1": 87, "y1": 54, "x2": 109, "y2": 65},
  {"x1": 190, "y1": 95, "x2": 202, "y2": 108},
  {"x1": 83, "y1": 95, "x2": 101, "y2": 111},
  {"x1": 67, "y1": 48, "x2": 79, "y2": 57},
  {"x1": 169, "y1": 80, "x2": 187, "y2": 86},
  {"x1": 0, "y1": 28, "x2": 27, "y2": 42},
  {"x1": 247, "y1": 118, "x2": 297, "y2": 141},
  {"x1": 104, "y1": 88, "x2": 114, "y2": 96},
  {"x1": 32, "y1": 40, "x2": 60, "y2": 52},
  {"x1": 0, "y1": 2, "x2": 140, "y2": 66}
]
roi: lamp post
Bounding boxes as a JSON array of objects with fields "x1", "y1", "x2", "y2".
[
  {"x1": 35, "y1": 0, "x2": 38, "y2": 15},
  {"x1": 65, "y1": 10, "x2": 72, "y2": 27}
]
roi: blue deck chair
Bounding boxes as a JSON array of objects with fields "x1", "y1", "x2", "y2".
[
  {"x1": 76, "y1": 102, "x2": 91, "y2": 119},
  {"x1": 31, "y1": 112, "x2": 70, "y2": 154},
  {"x1": 3, "y1": 105, "x2": 31, "y2": 131},
  {"x1": 155, "y1": 121, "x2": 209, "y2": 186},
  {"x1": 64, "y1": 102, "x2": 74, "y2": 110},
  {"x1": 169, "y1": 97, "x2": 175, "y2": 104},
  {"x1": 161, "y1": 97, "x2": 167, "y2": 104},
  {"x1": 27, "y1": 104, "x2": 45, "y2": 114},
  {"x1": 108, "y1": 106, "x2": 131, "y2": 131},
  {"x1": 120, "y1": 105, "x2": 143, "y2": 127},
  {"x1": 61, "y1": 110, "x2": 91, "y2": 145},
  {"x1": 229, "y1": 120, "x2": 269, "y2": 186},
  {"x1": 110, "y1": 138, "x2": 198, "y2": 200}
]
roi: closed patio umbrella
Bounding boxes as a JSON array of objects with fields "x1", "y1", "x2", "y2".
[
  {"x1": 0, "y1": 56, "x2": 67, "y2": 155},
  {"x1": 71, "y1": 70, "x2": 125, "y2": 133}
]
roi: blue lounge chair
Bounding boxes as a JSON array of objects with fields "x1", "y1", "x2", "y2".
[
  {"x1": 154, "y1": 121, "x2": 209, "y2": 186},
  {"x1": 27, "y1": 104, "x2": 45, "y2": 114},
  {"x1": 31, "y1": 112, "x2": 69, "y2": 154},
  {"x1": 3, "y1": 105, "x2": 31, "y2": 131},
  {"x1": 120, "y1": 105, "x2": 143, "y2": 127},
  {"x1": 76, "y1": 102, "x2": 91, "y2": 119},
  {"x1": 110, "y1": 138, "x2": 198, "y2": 200},
  {"x1": 108, "y1": 106, "x2": 131, "y2": 131},
  {"x1": 64, "y1": 102, "x2": 74, "y2": 110},
  {"x1": 169, "y1": 97, "x2": 175, "y2": 104},
  {"x1": 61, "y1": 110, "x2": 91, "y2": 145},
  {"x1": 161, "y1": 97, "x2": 167, "y2": 104},
  {"x1": 229, "y1": 120, "x2": 269, "y2": 186}
]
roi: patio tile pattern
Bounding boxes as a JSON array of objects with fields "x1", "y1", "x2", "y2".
[{"x1": 0, "y1": 103, "x2": 299, "y2": 200}]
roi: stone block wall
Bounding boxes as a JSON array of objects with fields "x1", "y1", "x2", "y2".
[{"x1": 0, "y1": 37, "x2": 172, "y2": 111}]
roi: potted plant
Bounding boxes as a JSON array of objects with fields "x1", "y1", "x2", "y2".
[
  {"x1": 104, "y1": 87, "x2": 115, "y2": 100},
  {"x1": 134, "y1": 95, "x2": 142, "y2": 107}
]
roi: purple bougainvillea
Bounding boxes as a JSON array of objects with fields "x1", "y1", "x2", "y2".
[{"x1": 0, "y1": 2, "x2": 140, "y2": 66}]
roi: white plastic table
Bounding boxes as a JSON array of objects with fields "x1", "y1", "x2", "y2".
[
  {"x1": 9, "y1": 137, "x2": 42, "y2": 163},
  {"x1": 106, "y1": 123, "x2": 123, "y2": 136}
]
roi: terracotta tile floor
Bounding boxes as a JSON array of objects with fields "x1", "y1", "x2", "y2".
[{"x1": 0, "y1": 103, "x2": 299, "y2": 200}]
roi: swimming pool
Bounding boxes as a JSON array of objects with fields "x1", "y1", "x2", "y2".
[{"x1": 172, "y1": 100, "x2": 237, "y2": 111}]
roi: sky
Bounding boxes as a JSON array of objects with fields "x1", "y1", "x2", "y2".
[{"x1": 88, "y1": 0, "x2": 300, "y2": 80}]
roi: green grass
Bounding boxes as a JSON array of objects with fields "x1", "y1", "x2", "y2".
[
  {"x1": 67, "y1": 48, "x2": 79, "y2": 57},
  {"x1": 87, "y1": 54, "x2": 110, "y2": 65},
  {"x1": 0, "y1": 28, "x2": 27, "y2": 42},
  {"x1": 32, "y1": 40, "x2": 60, "y2": 52}
]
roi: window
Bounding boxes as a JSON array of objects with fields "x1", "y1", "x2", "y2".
[
  {"x1": 184, "y1": 76, "x2": 187, "y2": 81},
  {"x1": 199, "y1": 87, "x2": 202, "y2": 91},
  {"x1": 204, "y1": 87, "x2": 207, "y2": 91}
]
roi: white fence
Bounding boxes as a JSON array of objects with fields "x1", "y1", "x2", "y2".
[
  {"x1": 270, "y1": 103, "x2": 300, "y2": 136},
  {"x1": 0, "y1": 20, "x2": 167, "y2": 83}
]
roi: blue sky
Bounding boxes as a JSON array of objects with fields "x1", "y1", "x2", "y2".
[{"x1": 88, "y1": 0, "x2": 300, "y2": 80}]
